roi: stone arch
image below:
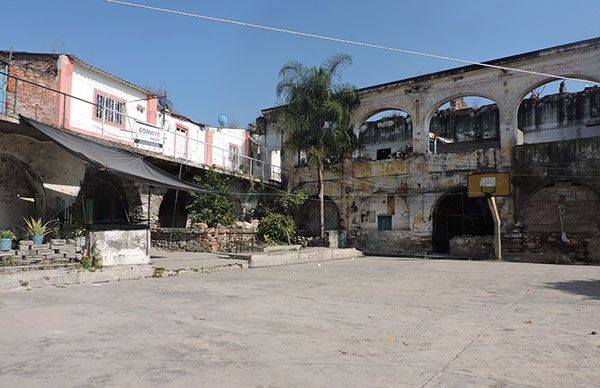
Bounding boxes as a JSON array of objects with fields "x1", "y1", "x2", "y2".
[
  {"x1": 354, "y1": 108, "x2": 414, "y2": 160},
  {"x1": 514, "y1": 75, "x2": 600, "y2": 145},
  {"x1": 353, "y1": 106, "x2": 416, "y2": 128},
  {"x1": 158, "y1": 189, "x2": 192, "y2": 228},
  {"x1": 518, "y1": 181, "x2": 600, "y2": 262},
  {"x1": 513, "y1": 74, "x2": 600, "y2": 106},
  {"x1": 297, "y1": 195, "x2": 341, "y2": 236},
  {"x1": 432, "y1": 188, "x2": 494, "y2": 254},
  {"x1": 0, "y1": 153, "x2": 46, "y2": 233},
  {"x1": 424, "y1": 94, "x2": 501, "y2": 153},
  {"x1": 357, "y1": 190, "x2": 409, "y2": 230},
  {"x1": 78, "y1": 169, "x2": 140, "y2": 225}
]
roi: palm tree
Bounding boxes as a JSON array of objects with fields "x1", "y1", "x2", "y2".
[{"x1": 276, "y1": 54, "x2": 360, "y2": 239}]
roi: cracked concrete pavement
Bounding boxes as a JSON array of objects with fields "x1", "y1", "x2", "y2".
[{"x1": 0, "y1": 257, "x2": 599, "y2": 387}]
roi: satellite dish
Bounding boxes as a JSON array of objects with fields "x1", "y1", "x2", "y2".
[{"x1": 217, "y1": 114, "x2": 229, "y2": 128}]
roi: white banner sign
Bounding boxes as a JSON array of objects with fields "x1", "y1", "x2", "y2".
[{"x1": 133, "y1": 122, "x2": 164, "y2": 152}]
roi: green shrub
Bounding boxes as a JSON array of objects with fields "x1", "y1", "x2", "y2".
[
  {"x1": 187, "y1": 171, "x2": 237, "y2": 227},
  {"x1": 258, "y1": 213, "x2": 297, "y2": 245},
  {"x1": 0, "y1": 230, "x2": 16, "y2": 240}
]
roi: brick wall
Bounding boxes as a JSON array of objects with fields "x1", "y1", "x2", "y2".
[{"x1": 4, "y1": 56, "x2": 59, "y2": 126}]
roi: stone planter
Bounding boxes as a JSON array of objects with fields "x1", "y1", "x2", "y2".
[
  {"x1": 0, "y1": 238, "x2": 12, "y2": 251},
  {"x1": 75, "y1": 236, "x2": 87, "y2": 248}
]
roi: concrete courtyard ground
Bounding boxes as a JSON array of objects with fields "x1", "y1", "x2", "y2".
[{"x1": 0, "y1": 257, "x2": 599, "y2": 387}]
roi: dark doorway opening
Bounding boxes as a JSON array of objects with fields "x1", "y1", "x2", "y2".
[
  {"x1": 297, "y1": 196, "x2": 341, "y2": 236},
  {"x1": 432, "y1": 189, "x2": 493, "y2": 253},
  {"x1": 81, "y1": 171, "x2": 130, "y2": 224},
  {"x1": 158, "y1": 189, "x2": 191, "y2": 228}
]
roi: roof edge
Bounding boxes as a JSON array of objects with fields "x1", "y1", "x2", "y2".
[{"x1": 261, "y1": 36, "x2": 600, "y2": 114}]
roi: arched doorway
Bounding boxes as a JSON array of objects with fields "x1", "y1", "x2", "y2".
[
  {"x1": 80, "y1": 170, "x2": 130, "y2": 224},
  {"x1": 297, "y1": 195, "x2": 340, "y2": 236},
  {"x1": 0, "y1": 154, "x2": 45, "y2": 232},
  {"x1": 158, "y1": 189, "x2": 191, "y2": 228},
  {"x1": 432, "y1": 189, "x2": 493, "y2": 253}
]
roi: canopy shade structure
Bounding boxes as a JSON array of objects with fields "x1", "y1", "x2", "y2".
[{"x1": 21, "y1": 117, "x2": 213, "y2": 193}]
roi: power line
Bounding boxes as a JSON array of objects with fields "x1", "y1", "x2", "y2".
[{"x1": 105, "y1": 0, "x2": 600, "y2": 86}]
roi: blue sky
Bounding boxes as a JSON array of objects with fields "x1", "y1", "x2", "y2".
[{"x1": 3, "y1": 0, "x2": 600, "y2": 127}]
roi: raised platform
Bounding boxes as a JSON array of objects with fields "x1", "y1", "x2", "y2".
[{"x1": 244, "y1": 248, "x2": 363, "y2": 268}]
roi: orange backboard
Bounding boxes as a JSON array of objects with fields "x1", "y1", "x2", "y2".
[{"x1": 468, "y1": 172, "x2": 510, "y2": 198}]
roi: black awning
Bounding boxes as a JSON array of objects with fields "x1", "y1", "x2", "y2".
[{"x1": 22, "y1": 117, "x2": 212, "y2": 193}]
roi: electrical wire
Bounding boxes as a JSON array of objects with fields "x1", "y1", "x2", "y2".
[{"x1": 105, "y1": 0, "x2": 600, "y2": 86}]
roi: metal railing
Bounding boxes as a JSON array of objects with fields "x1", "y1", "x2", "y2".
[{"x1": 0, "y1": 69, "x2": 282, "y2": 182}]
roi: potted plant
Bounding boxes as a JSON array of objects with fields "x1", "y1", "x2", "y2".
[
  {"x1": 23, "y1": 217, "x2": 54, "y2": 245},
  {"x1": 0, "y1": 230, "x2": 15, "y2": 251}
]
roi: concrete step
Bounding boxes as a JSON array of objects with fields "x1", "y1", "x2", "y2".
[{"x1": 247, "y1": 248, "x2": 362, "y2": 268}]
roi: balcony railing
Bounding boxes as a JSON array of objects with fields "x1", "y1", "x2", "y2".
[{"x1": 0, "y1": 69, "x2": 281, "y2": 182}]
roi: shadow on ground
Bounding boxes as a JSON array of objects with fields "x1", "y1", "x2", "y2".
[{"x1": 545, "y1": 279, "x2": 600, "y2": 300}]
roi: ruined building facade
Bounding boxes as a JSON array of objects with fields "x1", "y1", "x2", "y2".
[{"x1": 259, "y1": 37, "x2": 600, "y2": 263}]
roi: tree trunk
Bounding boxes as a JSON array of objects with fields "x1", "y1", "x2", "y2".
[{"x1": 318, "y1": 163, "x2": 325, "y2": 239}]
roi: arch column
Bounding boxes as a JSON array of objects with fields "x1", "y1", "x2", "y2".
[
  {"x1": 411, "y1": 99, "x2": 428, "y2": 154},
  {"x1": 497, "y1": 96, "x2": 520, "y2": 154}
]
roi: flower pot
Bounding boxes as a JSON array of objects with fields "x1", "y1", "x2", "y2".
[
  {"x1": 32, "y1": 235, "x2": 44, "y2": 245},
  {"x1": 0, "y1": 238, "x2": 12, "y2": 251}
]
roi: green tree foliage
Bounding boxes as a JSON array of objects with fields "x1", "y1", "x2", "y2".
[
  {"x1": 187, "y1": 171, "x2": 237, "y2": 227},
  {"x1": 257, "y1": 212, "x2": 297, "y2": 245},
  {"x1": 276, "y1": 54, "x2": 359, "y2": 238},
  {"x1": 253, "y1": 189, "x2": 307, "y2": 219},
  {"x1": 254, "y1": 190, "x2": 306, "y2": 245}
]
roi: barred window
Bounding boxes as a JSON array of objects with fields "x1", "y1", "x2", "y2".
[
  {"x1": 95, "y1": 92, "x2": 126, "y2": 127},
  {"x1": 229, "y1": 144, "x2": 240, "y2": 162}
]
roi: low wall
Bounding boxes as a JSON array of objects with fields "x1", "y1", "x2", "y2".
[
  {"x1": 355, "y1": 230, "x2": 430, "y2": 255},
  {"x1": 151, "y1": 228, "x2": 257, "y2": 253},
  {"x1": 449, "y1": 235, "x2": 494, "y2": 260},
  {"x1": 89, "y1": 227, "x2": 149, "y2": 266},
  {"x1": 249, "y1": 248, "x2": 362, "y2": 268}
]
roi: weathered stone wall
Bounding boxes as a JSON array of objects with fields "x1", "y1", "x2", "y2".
[
  {"x1": 358, "y1": 115, "x2": 412, "y2": 159},
  {"x1": 518, "y1": 87, "x2": 600, "y2": 143},
  {"x1": 449, "y1": 235, "x2": 494, "y2": 260},
  {"x1": 151, "y1": 227, "x2": 258, "y2": 253},
  {"x1": 512, "y1": 137, "x2": 600, "y2": 262},
  {"x1": 430, "y1": 103, "x2": 499, "y2": 142}
]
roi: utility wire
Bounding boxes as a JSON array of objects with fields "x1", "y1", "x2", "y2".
[{"x1": 105, "y1": 0, "x2": 600, "y2": 86}]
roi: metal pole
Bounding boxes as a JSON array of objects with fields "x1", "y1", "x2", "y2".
[
  {"x1": 169, "y1": 164, "x2": 184, "y2": 247},
  {"x1": 170, "y1": 164, "x2": 183, "y2": 229},
  {"x1": 147, "y1": 186, "x2": 152, "y2": 228},
  {"x1": 147, "y1": 186, "x2": 151, "y2": 257},
  {"x1": 487, "y1": 196, "x2": 502, "y2": 260},
  {"x1": 12, "y1": 79, "x2": 18, "y2": 113}
]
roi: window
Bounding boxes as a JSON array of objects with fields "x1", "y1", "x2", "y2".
[
  {"x1": 376, "y1": 148, "x2": 391, "y2": 160},
  {"x1": 378, "y1": 215, "x2": 392, "y2": 231},
  {"x1": 94, "y1": 90, "x2": 126, "y2": 128},
  {"x1": 229, "y1": 144, "x2": 240, "y2": 162}
]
